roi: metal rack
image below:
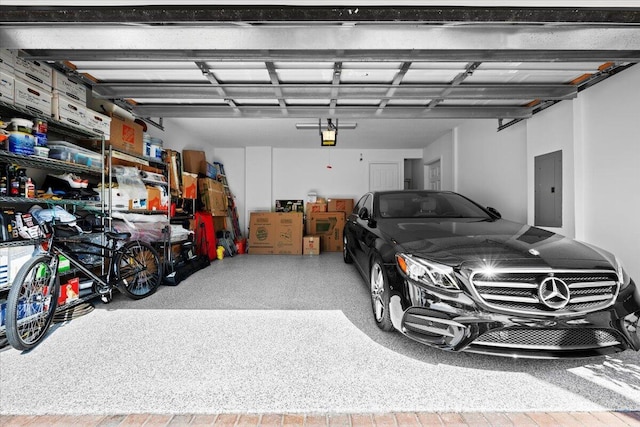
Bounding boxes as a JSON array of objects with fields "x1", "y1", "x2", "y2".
[{"x1": 0, "y1": 102, "x2": 107, "y2": 343}]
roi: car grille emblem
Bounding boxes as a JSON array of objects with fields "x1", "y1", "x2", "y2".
[
  {"x1": 538, "y1": 276, "x2": 571, "y2": 309},
  {"x1": 529, "y1": 249, "x2": 540, "y2": 256}
]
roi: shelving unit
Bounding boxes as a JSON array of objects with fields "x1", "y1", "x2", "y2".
[{"x1": 0, "y1": 101, "x2": 108, "y2": 345}]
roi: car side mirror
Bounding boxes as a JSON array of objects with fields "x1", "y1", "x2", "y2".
[
  {"x1": 487, "y1": 206, "x2": 502, "y2": 219},
  {"x1": 358, "y1": 207, "x2": 369, "y2": 220},
  {"x1": 359, "y1": 207, "x2": 377, "y2": 228}
]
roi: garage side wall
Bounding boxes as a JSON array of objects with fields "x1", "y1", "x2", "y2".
[
  {"x1": 526, "y1": 100, "x2": 576, "y2": 238},
  {"x1": 578, "y1": 65, "x2": 640, "y2": 282},
  {"x1": 453, "y1": 119, "x2": 528, "y2": 223}
]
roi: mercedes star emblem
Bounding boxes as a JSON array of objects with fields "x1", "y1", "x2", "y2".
[{"x1": 539, "y1": 276, "x2": 571, "y2": 309}]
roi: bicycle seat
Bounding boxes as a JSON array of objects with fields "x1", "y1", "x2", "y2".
[{"x1": 105, "y1": 231, "x2": 131, "y2": 241}]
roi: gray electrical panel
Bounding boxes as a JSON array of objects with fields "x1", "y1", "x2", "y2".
[{"x1": 535, "y1": 150, "x2": 563, "y2": 227}]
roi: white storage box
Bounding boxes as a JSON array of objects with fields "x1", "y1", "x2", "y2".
[
  {"x1": 0, "y1": 49, "x2": 16, "y2": 73},
  {"x1": 85, "y1": 109, "x2": 111, "y2": 138},
  {"x1": 14, "y1": 57, "x2": 52, "y2": 91},
  {"x1": 52, "y1": 70, "x2": 87, "y2": 104},
  {"x1": 108, "y1": 187, "x2": 131, "y2": 211},
  {"x1": 52, "y1": 93, "x2": 88, "y2": 128},
  {"x1": 0, "y1": 70, "x2": 14, "y2": 103},
  {"x1": 14, "y1": 78, "x2": 52, "y2": 117}
]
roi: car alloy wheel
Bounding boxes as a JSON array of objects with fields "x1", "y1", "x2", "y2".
[
  {"x1": 343, "y1": 234, "x2": 353, "y2": 264},
  {"x1": 370, "y1": 258, "x2": 393, "y2": 331}
]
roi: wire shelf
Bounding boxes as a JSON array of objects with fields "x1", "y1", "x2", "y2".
[{"x1": 0, "y1": 150, "x2": 103, "y2": 176}]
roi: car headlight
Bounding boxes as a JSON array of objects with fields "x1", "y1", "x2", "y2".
[
  {"x1": 396, "y1": 254, "x2": 460, "y2": 292},
  {"x1": 615, "y1": 256, "x2": 631, "y2": 288}
]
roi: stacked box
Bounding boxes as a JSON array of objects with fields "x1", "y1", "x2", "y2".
[
  {"x1": 107, "y1": 113, "x2": 144, "y2": 155},
  {"x1": 52, "y1": 70, "x2": 87, "y2": 104},
  {"x1": 198, "y1": 178, "x2": 227, "y2": 216},
  {"x1": 0, "y1": 51, "x2": 15, "y2": 103},
  {"x1": 52, "y1": 93, "x2": 88, "y2": 128},
  {"x1": 85, "y1": 109, "x2": 112, "y2": 138},
  {"x1": 303, "y1": 235, "x2": 321, "y2": 255},
  {"x1": 14, "y1": 56, "x2": 52, "y2": 91},
  {"x1": 306, "y1": 211, "x2": 346, "y2": 252},
  {"x1": 328, "y1": 198, "x2": 354, "y2": 215},
  {"x1": 306, "y1": 202, "x2": 327, "y2": 213},
  {"x1": 14, "y1": 78, "x2": 52, "y2": 116},
  {"x1": 249, "y1": 212, "x2": 303, "y2": 255}
]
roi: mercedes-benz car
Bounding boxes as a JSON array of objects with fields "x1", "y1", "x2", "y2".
[{"x1": 343, "y1": 190, "x2": 640, "y2": 358}]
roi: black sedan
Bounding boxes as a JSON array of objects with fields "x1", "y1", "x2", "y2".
[{"x1": 343, "y1": 190, "x2": 640, "y2": 358}]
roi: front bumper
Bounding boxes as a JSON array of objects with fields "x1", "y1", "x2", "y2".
[{"x1": 390, "y1": 278, "x2": 640, "y2": 359}]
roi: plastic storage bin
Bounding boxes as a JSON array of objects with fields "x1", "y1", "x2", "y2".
[
  {"x1": 47, "y1": 140, "x2": 103, "y2": 170},
  {"x1": 8, "y1": 132, "x2": 35, "y2": 155}
]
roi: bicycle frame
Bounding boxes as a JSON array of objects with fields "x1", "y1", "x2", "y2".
[{"x1": 38, "y1": 222, "x2": 120, "y2": 294}]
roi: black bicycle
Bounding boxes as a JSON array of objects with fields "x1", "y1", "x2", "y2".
[{"x1": 5, "y1": 213, "x2": 162, "y2": 351}]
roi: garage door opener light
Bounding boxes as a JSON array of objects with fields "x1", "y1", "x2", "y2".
[{"x1": 320, "y1": 118, "x2": 337, "y2": 147}]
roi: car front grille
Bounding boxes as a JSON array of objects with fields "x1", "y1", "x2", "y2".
[
  {"x1": 469, "y1": 270, "x2": 619, "y2": 316},
  {"x1": 472, "y1": 328, "x2": 621, "y2": 351}
]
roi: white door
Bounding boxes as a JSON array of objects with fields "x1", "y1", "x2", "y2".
[
  {"x1": 426, "y1": 159, "x2": 441, "y2": 190},
  {"x1": 369, "y1": 162, "x2": 399, "y2": 191}
]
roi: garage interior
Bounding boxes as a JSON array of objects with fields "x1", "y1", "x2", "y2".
[{"x1": 1, "y1": 1, "x2": 640, "y2": 425}]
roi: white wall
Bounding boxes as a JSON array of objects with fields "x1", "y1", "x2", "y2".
[
  {"x1": 454, "y1": 119, "x2": 528, "y2": 223},
  {"x1": 526, "y1": 100, "x2": 576, "y2": 238},
  {"x1": 578, "y1": 65, "x2": 640, "y2": 281},
  {"x1": 423, "y1": 130, "x2": 455, "y2": 191},
  {"x1": 272, "y1": 148, "x2": 420, "y2": 204}
]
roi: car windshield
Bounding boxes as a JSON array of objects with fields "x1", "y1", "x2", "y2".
[{"x1": 376, "y1": 192, "x2": 491, "y2": 219}]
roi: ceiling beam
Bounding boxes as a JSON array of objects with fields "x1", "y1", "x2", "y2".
[
  {"x1": 92, "y1": 83, "x2": 578, "y2": 101},
  {"x1": 24, "y1": 49, "x2": 640, "y2": 63},
  {"x1": 4, "y1": 25, "x2": 640, "y2": 56},
  {"x1": 1, "y1": 6, "x2": 639, "y2": 25},
  {"x1": 130, "y1": 104, "x2": 533, "y2": 119}
]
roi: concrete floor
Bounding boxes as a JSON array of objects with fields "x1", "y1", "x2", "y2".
[{"x1": 2, "y1": 253, "x2": 640, "y2": 420}]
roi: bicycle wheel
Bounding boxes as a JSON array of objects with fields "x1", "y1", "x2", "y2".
[
  {"x1": 6, "y1": 254, "x2": 59, "y2": 351},
  {"x1": 115, "y1": 240, "x2": 162, "y2": 299}
]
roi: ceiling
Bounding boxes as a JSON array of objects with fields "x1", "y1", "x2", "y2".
[{"x1": 1, "y1": 3, "x2": 639, "y2": 148}]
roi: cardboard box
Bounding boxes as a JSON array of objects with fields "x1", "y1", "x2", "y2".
[
  {"x1": 14, "y1": 78, "x2": 52, "y2": 117},
  {"x1": 306, "y1": 211, "x2": 346, "y2": 252},
  {"x1": 182, "y1": 150, "x2": 207, "y2": 175},
  {"x1": 0, "y1": 70, "x2": 14, "y2": 103},
  {"x1": 248, "y1": 212, "x2": 303, "y2": 255},
  {"x1": 146, "y1": 186, "x2": 168, "y2": 211},
  {"x1": 199, "y1": 178, "x2": 227, "y2": 216},
  {"x1": 85, "y1": 109, "x2": 111, "y2": 138},
  {"x1": 182, "y1": 172, "x2": 197, "y2": 199},
  {"x1": 275, "y1": 199, "x2": 304, "y2": 213},
  {"x1": 128, "y1": 198, "x2": 147, "y2": 210},
  {"x1": 58, "y1": 277, "x2": 80, "y2": 306},
  {"x1": 52, "y1": 69, "x2": 87, "y2": 104},
  {"x1": 52, "y1": 93, "x2": 87, "y2": 128},
  {"x1": 107, "y1": 113, "x2": 144, "y2": 156},
  {"x1": 328, "y1": 198, "x2": 354, "y2": 214},
  {"x1": 303, "y1": 235, "x2": 321, "y2": 255},
  {"x1": 14, "y1": 57, "x2": 52, "y2": 91},
  {"x1": 306, "y1": 202, "x2": 327, "y2": 214}
]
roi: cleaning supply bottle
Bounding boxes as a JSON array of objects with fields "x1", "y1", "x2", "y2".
[{"x1": 25, "y1": 177, "x2": 35, "y2": 198}]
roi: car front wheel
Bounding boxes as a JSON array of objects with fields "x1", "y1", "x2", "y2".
[
  {"x1": 370, "y1": 257, "x2": 393, "y2": 331},
  {"x1": 343, "y1": 234, "x2": 353, "y2": 264}
]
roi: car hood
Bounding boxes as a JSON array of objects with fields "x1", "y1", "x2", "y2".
[{"x1": 380, "y1": 218, "x2": 616, "y2": 270}]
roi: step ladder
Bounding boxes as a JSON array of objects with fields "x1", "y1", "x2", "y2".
[{"x1": 213, "y1": 161, "x2": 242, "y2": 241}]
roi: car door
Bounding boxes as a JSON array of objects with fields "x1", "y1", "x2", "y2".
[{"x1": 352, "y1": 193, "x2": 376, "y2": 269}]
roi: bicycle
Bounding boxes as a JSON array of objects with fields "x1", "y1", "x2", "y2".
[{"x1": 5, "y1": 207, "x2": 162, "y2": 351}]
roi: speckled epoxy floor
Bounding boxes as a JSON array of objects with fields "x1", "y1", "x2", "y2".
[{"x1": 2, "y1": 253, "x2": 640, "y2": 416}]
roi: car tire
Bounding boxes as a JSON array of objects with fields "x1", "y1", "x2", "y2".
[
  {"x1": 343, "y1": 234, "x2": 353, "y2": 264},
  {"x1": 370, "y1": 256, "x2": 394, "y2": 331}
]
